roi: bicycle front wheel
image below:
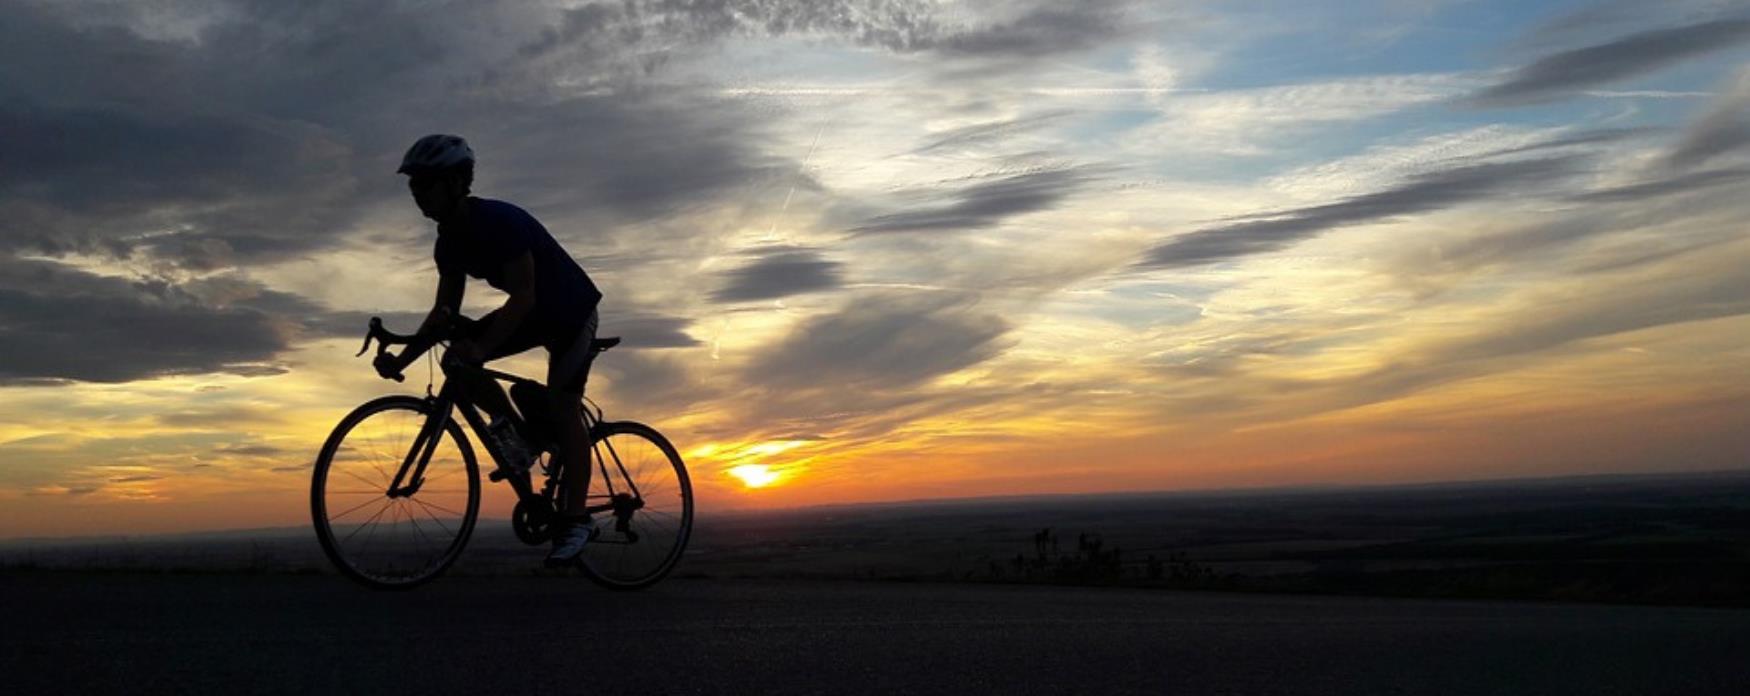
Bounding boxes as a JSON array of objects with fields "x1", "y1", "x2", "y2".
[
  {"x1": 579, "y1": 421, "x2": 693, "y2": 590},
  {"x1": 311, "y1": 395, "x2": 480, "y2": 589}
]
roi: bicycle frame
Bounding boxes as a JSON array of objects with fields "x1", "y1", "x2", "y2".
[{"x1": 385, "y1": 361, "x2": 644, "y2": 523}]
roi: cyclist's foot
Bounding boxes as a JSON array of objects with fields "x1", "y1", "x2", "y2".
[{"x1": 545, "y1": 518, "x2": 593, "y2": 568}]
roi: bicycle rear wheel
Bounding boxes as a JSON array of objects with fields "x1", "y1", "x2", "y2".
[
  {"x1": 578, "y1": 421, "x2": 692, "y2": 590},
  {"x1": 311, "y1": 395, "x2": 480, "y2": 589}
]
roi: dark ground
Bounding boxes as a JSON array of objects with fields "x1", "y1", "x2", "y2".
[
  {"x1": 3, "y1": 572, "x2": 1747, "y2": 695},
  {"x1": 10, "y1": 471, "x2": 1749, "y2": 606}
]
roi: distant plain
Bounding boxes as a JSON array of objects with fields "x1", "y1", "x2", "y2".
[{"x1": 6, "y1": 471, "x2": 1749, "y2": 605}]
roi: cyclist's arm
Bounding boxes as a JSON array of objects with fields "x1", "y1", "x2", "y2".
[
  {"x1": 389, "y1": 272, "x2": 465, "y2": 367},
  {"x1": 471, "y1": 251, "x2": 537, "y2": 356},
  {"x1": 418, "y1": 271, "x2": 465, "y2": 336}
]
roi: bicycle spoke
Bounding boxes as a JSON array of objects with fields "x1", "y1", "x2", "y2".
[
  {"x1": 414, "y1": 498, "x2": 466, "y2": 519},
  {"x1": 402, "y1": 503, "x2": 438, "y2": 559},
  {"x1": 340, "y1": 500, "x2": 394, "y2": 544},
  {"x1": 411, "y1": 498, "x2": 457, "y2": 537},
  {"x1": 351, "y1": 503, "x2": 392, "y2": 561},
  {"x1": 330, "y1": 495, "x2": 388, "y2": 522},
  {"x1": 339, "y1": 468, "x2": 385, "y2": 491}
]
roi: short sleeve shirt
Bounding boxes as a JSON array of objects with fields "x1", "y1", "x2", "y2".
[{"x1": 434, "y1": 197, "x2": 602, "y2": 336}]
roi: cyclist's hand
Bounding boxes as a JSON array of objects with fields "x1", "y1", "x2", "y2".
[{"x1": 372, "y1": 352, "x2": 405, "y2": 381}]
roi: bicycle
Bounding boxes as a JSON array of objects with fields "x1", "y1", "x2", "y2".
[{"x1": 310, "y1": 316, "x2": 693, "y2": 590}]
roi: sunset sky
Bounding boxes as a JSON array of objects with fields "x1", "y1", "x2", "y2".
[{"x1": 3, "y1": 0, "x2": 1749, "y2": 538}]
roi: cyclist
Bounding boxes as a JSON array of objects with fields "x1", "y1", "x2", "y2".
[{"x1": 384, "y1": 134, "x2": 602, "y2": 567}]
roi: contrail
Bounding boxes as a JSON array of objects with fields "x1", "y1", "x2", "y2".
[{"x1": 766, "y1": 122, "x2": 826, "y2": 242}]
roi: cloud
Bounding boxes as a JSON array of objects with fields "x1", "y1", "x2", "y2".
[
  {"x1": 1474, "y1": 127, "x2": 1657, "y2": 159},
  {"x1": 743, "y1": 292, "x2": 1011, "y2": 390},
  {"x1": 927, "y1": 0, "x2": 1135, "y2": 57},
  {"x1": 0, "y1": 269, "x2": 292, "y2": 384},
  {"x1": 1667, "y1": 68, "x2": 1750, "y2": 170},
  {"x1": 851, "y1": 167, "x2": 1102, "y2": 234},
  {"x1": 1132, "y1": 74, "x2": 1471, "y2": 156},
  {"x1": 1569, "y1": 167, "x2": 1750, "y2": 203},
  {"x1": 597, "y1": 310, "x2": 702, "y2": 349},
  {"x1": 1470, "y1": 19, "x2": 1750, "y2": 106},
  {"x1": 592, "y1": 350, "x2": 716, "y2": 413},
  {"x1": 1399, "y1": 247, "x2": 1750, "y2": 376},
  {"x1": 518, "y1": 0, "x2": 1136, "y2": 63},
  {"x1": 909, "y1": 111, "x2": 1073, "y2": 156},
  {"x1": 214, "y1": 444, "x2": 286, "y2": 457},
  {"x1": 0, "y1": 0, "x2": 795, "y2": 271},
  {"x1": 711, "y1": 247, "x2": 845, "y2": 303},
  {"x1": 0, "y1": 256, "x2": 438, "y2": 384},
  {"x1": 1138, "y1": 156, "x2": 1583, "y2": 269}
]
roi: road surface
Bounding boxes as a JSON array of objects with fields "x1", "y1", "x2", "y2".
[{"x1": 3, "y1": 572, "x2": 1746, "y2": 694}]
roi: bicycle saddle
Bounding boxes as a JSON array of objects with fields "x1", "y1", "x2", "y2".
[{"x1": 592, "y1": 336, "x2": 621, "y2": 353}]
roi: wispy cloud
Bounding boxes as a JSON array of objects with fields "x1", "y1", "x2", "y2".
[
  {"x1": 852, "y1": 167, "x2": 1104, "y2": 234},
  {"x1": 1470, "y1": 19, "x2": 1750, "y2": 106},
  {"x1": 1569, "y1": 167, "x2": 1750, "y2": 203},
  {"x1": 1138, "y1": 156, "x2": 1583, "y2": 269},
  {"x1": 1134, "y1": 74, "x2": 1472, "y2": 155},
  {"x1": 1667, "y1": 67, "x2": 1750, "y2": 170},
  {"x1": 743, "y1": 292, "x2": 1011, "y2": 390}
]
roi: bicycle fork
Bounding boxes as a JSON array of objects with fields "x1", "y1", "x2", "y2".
[{"x1": 386, "y1": 395, "x2": 450, "y2": 499}]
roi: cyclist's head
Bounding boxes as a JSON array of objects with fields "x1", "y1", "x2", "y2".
[{"x1": 399, "y1": 134, "x2": 475, "y2": 221}]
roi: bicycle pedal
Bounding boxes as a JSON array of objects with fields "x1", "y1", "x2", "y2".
[{"x1": 488, "y1": 469, "x2": 508, "y2": 482}]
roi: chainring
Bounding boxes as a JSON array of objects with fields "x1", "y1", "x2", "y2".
[{"x1": 511, "y1": 499, "x2": 555, "y2": 545}]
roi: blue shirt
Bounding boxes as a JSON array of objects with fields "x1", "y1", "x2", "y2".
[{"x1": 434, "y1": 197, "x2": 602, "y2": 335}]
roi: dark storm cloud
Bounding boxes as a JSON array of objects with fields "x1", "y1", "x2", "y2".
[
  {"x1": 1139, "y1": 157, "x2": 1583, "y2": 269},
  {"x1": 852, "y1": 167, "x2": 1100, "y2": 234},
  {"x1": 744, "y1": 293, "x2": 1011, "y2": 389},
  {"x1": 1569, "y1": 167, "x2": 1750, "y2": 203},
  {"x1": 1470, "y1": 19, "x2": 1750, "y2": 106},
  {"x1": 711, "y1": 247, "x2": 845, "y2": 303}
]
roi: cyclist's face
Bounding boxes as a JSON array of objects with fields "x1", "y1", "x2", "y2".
[{"x1": 408, "y1": 174, "x2": 461, "y2": 221}]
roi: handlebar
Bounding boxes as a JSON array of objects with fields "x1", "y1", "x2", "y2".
[{"x1": 357, "y1": 317, "x2": 424, "y2": 382}]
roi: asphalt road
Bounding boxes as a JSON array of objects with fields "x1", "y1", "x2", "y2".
[{"x1": 3, "y1": 572, "x2": 1747, "y2": 695}]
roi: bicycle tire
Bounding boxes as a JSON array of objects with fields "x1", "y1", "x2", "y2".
[
  {"x1": 311, "y1": 395, "x2": 481, "y2": 589},
  {"x1": 577, "y1": 421, "x2": 693, "y2": 590}
]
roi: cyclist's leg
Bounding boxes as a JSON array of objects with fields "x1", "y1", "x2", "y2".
[
  {"x1": 545, "y1": 311, "x2": 598, "y2": 519},
  {"x1": 458, "y1": 309, "x2": 543, "y2": 419}
]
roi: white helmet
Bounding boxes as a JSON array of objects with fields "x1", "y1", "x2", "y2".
[{"x1": 397, "y1": 134, "x2": 474, "y2": 174}]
